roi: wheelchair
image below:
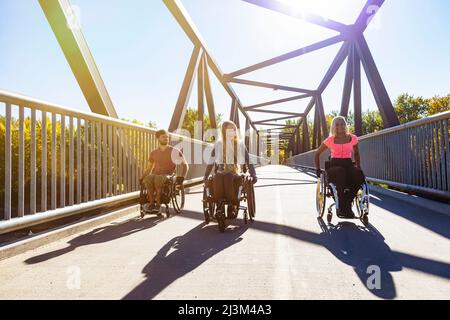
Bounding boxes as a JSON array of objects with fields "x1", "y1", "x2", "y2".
[
  {"x1": 316, "y1": 160, "x2": 370, "y2": 226},
  {"x1": 139, "y1": 174, "x2": 185, "y2": 218},
  {"x1": 202, "y1": 169, "x2": 256, "y2": 233}
]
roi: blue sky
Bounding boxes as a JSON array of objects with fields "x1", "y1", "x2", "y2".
[{"x1": 1, "y1": 0, "x2": 449, "y2": 130}]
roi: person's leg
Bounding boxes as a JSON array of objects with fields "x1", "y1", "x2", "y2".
[
  {"x1": 326, "y1": 166, "x2": 348, "y2": 215},
  {"x1": 346, "y1": 166, "x2": 366, "y2": 202},
  {"x1": 154, "y1": 175, "x2": 168, "y2": 208},
  {"x1": 213, "y1": 172, "x2": 225, "y2": 203},
  {"x1": 143, "y1": 174, "x2": 156, "y2": 206}
]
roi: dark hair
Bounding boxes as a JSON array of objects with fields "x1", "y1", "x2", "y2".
[{"x1": 156, "y1": 129, "x2": 168, "y2": 138}]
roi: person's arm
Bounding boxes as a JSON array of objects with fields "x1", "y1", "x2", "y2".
[
  {"x1": 140, "y1": 159, "x2": 154, "y2": 182},
  {"x1": 353, "y1": 144, "x2": 361, "y2": 168},
  {"x1": 314, "y1": 143, "x2": 328, "y2": 177},
  {"x1": 180, "y1": 159, "x2": 189, "y2": 178},
  {"x1": 244, "y1": 147, "x2": 257, "y2": 184},
  {"x1": 203, "y1": 146, "x2": 216, "y2": 182}
]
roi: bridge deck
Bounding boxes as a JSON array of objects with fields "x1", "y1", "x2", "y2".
[{"x1": 0, "y1": 165, "x2": 449, "y2": 300}]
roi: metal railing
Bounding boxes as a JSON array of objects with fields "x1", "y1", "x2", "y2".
[
  {"x1": 0, "y1": 90, "x2": 267, "y2": 234},
  {"x1": 288, "y1": 111, "x2": 450, "y2": 200}
]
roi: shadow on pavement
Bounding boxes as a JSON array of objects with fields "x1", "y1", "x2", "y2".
[
  {"x1": 123, "y1": 211, "x2": 248, "y2": 300},
  {"x1": 369, "y1": 193, "x2": 450, "y2": 239},
  {"x1": 317, "y1": 219, "x2": 398, "y2": 299},
  {"x1": 25, "y1": 215, "x2": 165, "y2": 265}
]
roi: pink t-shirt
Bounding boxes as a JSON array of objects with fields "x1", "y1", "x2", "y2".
[{"x1": 323, "y1": 134, "x2": 358, "y2": 159}]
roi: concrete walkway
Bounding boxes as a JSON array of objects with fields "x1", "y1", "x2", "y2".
[{"x1": 0, "y1": 165, "x2": 449, "y2": 299}]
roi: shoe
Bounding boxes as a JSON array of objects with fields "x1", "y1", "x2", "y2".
[{"x1": 345, "y1": 209, "x2": 355, "y2": 219}]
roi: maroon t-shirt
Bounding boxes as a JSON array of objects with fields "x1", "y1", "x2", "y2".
[{"x1": 149, "y1": 146, "x2": 184, "y2": 175}]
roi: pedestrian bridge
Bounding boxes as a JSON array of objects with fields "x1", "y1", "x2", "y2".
[{"x1": 0, "y1": 0, "x2": 449, "y2": 300}]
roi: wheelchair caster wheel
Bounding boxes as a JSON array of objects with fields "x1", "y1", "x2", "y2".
[
  {"x1": 362, "y1": 214, "x2": 369, "y2": 226},
  {"x1": 218, "y1": 218, "x2": 226, "y2": 233},
  {"x1": 327, "y1": 213, "x2": 332, "y2": 223},
  {"x1": 216, "y1": 211, "x2": 226, "y2": 232},
  {"x1": 140, "y1": 210, "x2": 145, "y2": 219},
  {"x1": 204, "y1": 211, "x2": 210, "y2": 224},
  {"x1": 244, "y1": 211, "x2": 248, "y2": 224}
]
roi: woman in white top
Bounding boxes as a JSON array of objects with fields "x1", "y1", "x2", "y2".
[{"x1": 203, "y1": 120, "x2": 257, "y2": 217}]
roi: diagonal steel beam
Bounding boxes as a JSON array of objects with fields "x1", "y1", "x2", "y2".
[
  {"x1": 318, "y1": 42, "x2": 349, "y2": 93},
  {"x1": 168, "y1": 46, "x2": 203, "y2": 132},
  {"x1": 244, "y1": 93, "x2": 311, "y2": 110},
  {"x1": 203, "y1": 55, "x2": 217, "y2": 129},
  {"x1": 252, "y1": 114, "x2": 301, "y2": 124},
  {"x1": 197, "y1": 54, "x2": 205, "y2": 139},
  {"x1": 355, "y1": 34, "x2": 399, "y2": 127},
  {"x1": 247, "y1": 109, "x2": 304, "y2": 117},
  {"x1": 228, "y1": 78, "x2": 315, "y2": 94},
  {"x1": 241, "y1": 0, "x2": 349, "y2": 32},
  {"x1": 355, "y1": 0, "x2": 385, "y2": 33},
  {"x1": 39, "y1": 0, "x2": 117, "y2": 117},
  {"x1": 229, "y1": 99, "x2": 237, "y2": 121},
  {"x1": 227, "y1": 34, "x2": 346, "y2": 78},
  {"x1": 353, "y1": 47, "x2": 362, "y2": 136},
  {"x1": 340, "y1": 42, "x2": 354, "y2": 117},
  {"x1": 257, "y1": 123, "x2": 298, "y2": 127},
  {"x1": 163, "y1": 0, "x2": 256, "y2": 130},
  {"x1": 316, "y1": 94, "x2": 329, "y2": 138}
]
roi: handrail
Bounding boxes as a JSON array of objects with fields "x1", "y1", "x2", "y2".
[
  {"x1": 0, "y1": 90, "x2": 268, "y2": 229},
  {"x1": 0, "y1": 89, "x2": 211, "y2": 147}
]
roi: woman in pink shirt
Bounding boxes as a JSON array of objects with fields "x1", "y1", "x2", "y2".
[{"x1": 314, "y1": 116, "x2": 365, "y2": 218}]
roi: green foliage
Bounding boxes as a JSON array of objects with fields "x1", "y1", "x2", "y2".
[
  {"x1": 121, "y1": 118, "x2": 157, "y2": 129},
  {"x1": 181, "y1": 108, "x2": 223, "y2": 141},
  {"x1": 280, "y1": 92, "x2": 449, "y2": 155},
  {"x1": 427, "y1": 94, "x2": 450, "y2": 115},
  {"x1": 394, "y1": 93, "x2": 429, "y2": 123}
]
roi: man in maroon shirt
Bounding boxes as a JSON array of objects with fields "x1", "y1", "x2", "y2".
[{"x1": 140, "y1": 129, "x2": 188, "y2": 213}]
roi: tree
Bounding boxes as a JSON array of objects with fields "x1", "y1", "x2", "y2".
[
  {"x1": 427, "y1": 94, "x2": 450, "y2": 115},
  {"x1": 394, "y1": 93, "x2": 429, "y2": 124},
  {"x1": 121, "y1": 118, "x2": 157, "y2": 129},
  {"x1": 181, "y1": 108, "x2": 223, "y2": 141}
]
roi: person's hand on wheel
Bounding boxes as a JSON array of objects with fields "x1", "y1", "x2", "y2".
[{"x1": 175, "y1": 176, "x2": 184, "y2": 186}]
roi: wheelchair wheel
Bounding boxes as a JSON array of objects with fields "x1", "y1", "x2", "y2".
[
  {"x1": 362, "y1": 214, "x2": 369, "y2": 226},
  {"x1": 355, "y1": 182, "x2": 370, "y2": 219},
  {"x1": 202, "y1": 188, "x2": 215, "y2": 224},
  {"x1": 246, "y1": 179, "x2": 256, "y2": 219},
  {"x1": 217, "y1": 212, "x2": 226, "y2": 233},
  {"x1": 139, "y1": 184, "x2": 148, "y2": 218},
  {"x1": 165, "y1": 205, "x2": 170, "y2": 218},
  {"x1": 171, "y1": 183, "x2": 185, "y2": 214},
  {"x1": 316, "y1": 174, "x2": 326, "y2": 218}
]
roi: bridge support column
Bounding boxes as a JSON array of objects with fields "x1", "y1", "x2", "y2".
[
  {"x1": 169, "y1": 46, "x2": 203, "y2": 132},
  {"x1": 39, "y1": 0, "x2": 118, "y2": 117},
  {"x1": 355, "y1": 35, "x2": 400, "y2": 128},
  {"x1": 203, "y1": 55, "x2": 217, "y2": 130},
  {"x1": 353, "y1": 46, "x2": 363, "y2": 136},
  {"x1": 196, "y1": 54, "x2": 205, "y2": 140},
  {"x1": 340, "y1": 42, "x2": 354, "y2": 118}
]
